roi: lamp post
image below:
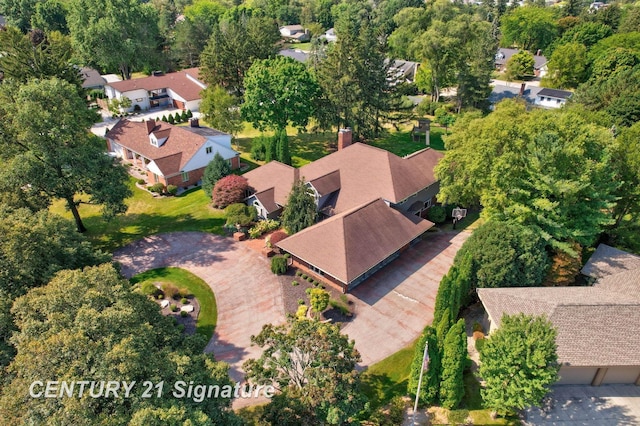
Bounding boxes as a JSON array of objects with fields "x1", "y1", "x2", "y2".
[{"x1": 412, "y1": 341, "x2": 429, "y2": 425}]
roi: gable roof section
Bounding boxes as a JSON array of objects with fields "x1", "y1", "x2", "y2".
[
  {"x1": 298, "y1": 143, "x2": 443, "y2": 214},
  {"x1": 277, "y1": 198, "x2": 434, "y2": 284},
  {"x1": 242, "y1": 161, "x2": 299, "y2": 213},
  {"x1": 537, "y1": 88, "x2": 572, "y2": 100},
  {"x1": 309, "y1": 170, "x2": 340, "y2": 196},
  {"x1": 107, "y1": 68, "x2": 204, "y2": 101},
  {"x1": 106, "y1": 119, "x2": 234, "y2": 176},
  {"x1": 478, "y1": 277, "x2": 640, "y2": 367},
  {"x1": 581, "y1": 243, "x2": 640, "y2": 278},
  {"x1": 495, "y1": 48, "x2": 547, "y2": 69}
]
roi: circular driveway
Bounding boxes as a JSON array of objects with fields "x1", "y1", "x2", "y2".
[{"x1": 113, "y1": 232, "x2": 286, "y2": 383}]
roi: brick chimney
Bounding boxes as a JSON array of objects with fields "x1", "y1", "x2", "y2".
[
  {"x1": 338, "y1": 128, "x2": 352, "y2": 150},
  {"x1": 189, "y1": 118, "x2": 199, "y2": 128},
  {"x1": 519, "y1": 82, "x2": 526, "y2": 96},
  {"x1": 145, "y1": 119, "x2": 156, "y2": 134}
]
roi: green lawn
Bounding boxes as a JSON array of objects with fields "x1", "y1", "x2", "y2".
[
  {"x1": 361, "y1": 339, "x2": 417, "y2": 409},
  {"x1": 369, "y1": 126, "x2": 447, "y2": 156},
  {"x1": 285, "y1": 42, "x2": 312, "y2": 51},
  {"x1": 50, "y1": 179, "x2": 225, "y2": 252},
  {"x1": 130, "y1": 267, "x2": 217, "y2": 344}
]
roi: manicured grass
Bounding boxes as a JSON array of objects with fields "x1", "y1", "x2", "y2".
[
  {"x1": 49, "y1": 178, "x2": 225, "y2": 252},
  {"x1": 361, "y1": 339, "x2": 417, "y2": 409},
  {"x1": 369, "y1": 126, "x2": 447, "y2": 156},
  {"x1": 438, "y1": 210, "x2": 483, "y2": 232},
  {"x1": 130, "y1": 267, "x2": 217, "y2": 343},
  {"x1": 286, "y1": 42, "x2": 312, "y2": 51}
]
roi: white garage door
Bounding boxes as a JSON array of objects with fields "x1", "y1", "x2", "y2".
[
  {"x1": 558, "y1": 367, "x2": 597, "y2": 385},
  {"x1": 602, "y1": 366, "x2": 640, "y2": 384}
]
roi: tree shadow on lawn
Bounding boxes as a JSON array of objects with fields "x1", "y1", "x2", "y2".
[{"x1": 361, "y1": 373, "x2": 409, "y2": 410}]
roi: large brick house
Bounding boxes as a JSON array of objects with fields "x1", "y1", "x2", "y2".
[
  {"x1": 243, "y1": 129, "x2": 444, "y2": 292},
  {"x1": 106, "y1": 118, "x2": 240, "y2": 188}
]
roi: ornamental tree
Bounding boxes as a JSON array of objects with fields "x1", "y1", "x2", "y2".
[
  {"x1": 211, "y1": 175, "x2": 248, "y2": 209},
  {"x1": 243, "y1": 318, "x2": 365, "y2": 425},
  {"x1": 309, "y1": 288, "x2": 330, "y2": 319},
  {"x1": 479, "y1": 314, "x2": 559, "y2": 417}
]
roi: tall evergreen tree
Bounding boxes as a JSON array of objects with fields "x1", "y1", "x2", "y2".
[
  {"x1": 276, "y1": 129, "x2": 291, "y2": 165},
  {"x1": 408, "y1": 326, "x2": 441, "y2": 405},
  {"x1": 281, "y1": 179, "x2": 317, "y2": 234},
  {"x1": 440, "y1": 319, "x2": 466, "y2": 409},
  {"x1": 202, "y1": 153, "x2": 231, "y2": 199}
]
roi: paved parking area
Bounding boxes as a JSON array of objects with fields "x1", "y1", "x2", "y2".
[
  {"x1": 342, "y1": 231, "x2": 470, "y2": 366},
  {"x1": 114, "y1": 232, "x2": 286, "y2": 384},
  {"x1": 523, "y1": 385, "x2": 640, "y2": 425}
]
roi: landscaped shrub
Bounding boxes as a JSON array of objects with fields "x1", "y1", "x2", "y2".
[
  {"x1": 168, "y1": 114, "x2": 175, "y2": 124},
  {"x1": 473, "y1": 330, "x2": 485, "y2": 340},
  {"x1": 224, "y1": 203, "x2": 257, "y2": 227},
  {"x1": 306, "y1": 276, "x2": 313, "y2": 282},
  {"x1": 426, "y1": 205, "x2": 447, "y2": 224},
  {"x1": 329, "y1": 298, "x2": 351, "y2": 316},
  {"x1": 170, "y1": 304, "x2": 178, "y2": 312},
  {"x1": 248, "y1": 219, "x2": 281, "y2": 238},
  {"x1": 133, "y1": 104, "x2": 141, "y2": 112},
  {"x1": 178, "y1": 287, "x2": 191, "y2": 298},
  {"x1": 166, "y1": 185, "x2": 178, "y2": 196},
  {"x1": 475, "y1": 337, "x2": 485, "y2": 353},
  {"x1": 297, "y1": 299, "x2": 305, "y2": 305},
  {"x1": 212, "y1": 175, "x2": 249, "y2": 209},
  {"x1": 162, "y1": 283, "x2": 180, "y2": 299},
  {"x1": 472, "y1": 321, "x2": 483, "y2": 333},
  {"x1": 292, "y1": 280, "x2": 299, "y2": 286},
  {"x1": 267, "y1": 230, "x2": 288, "y2": 246},
  {"x1": 141, "y1": 281, "x2": 159, "y2": 296},
  {"x1": 271, "y1": 256, "x2": 287, "y2": 275},
  {"x1": 147, "y1": 183, "x2": 165, "y2": 194},
  {"x1": 180, "y1": 297, "x2": 188, "y2": 304},
  {"x1": 180, "y1": 310, "x2": 188, "y2": 317},
  {"x1": 296, "y1": 304, "x2": 307, "y2": 320},
  {"x1": 161, "y1": 115, "x2": 168, "y2": 122},
  {"x1": 250, "y1": 135, "x2": 268, "y2": 161},
  {"x1": 301, "y1": 274, "x2": 308, "y2": 280},
  {"x1": 181, "y1": 110, "x2": 188, "y2": 122},
  {"x1": 186, "y1": 109, "x2": 193, "y2": 118},
  {"x1": 295, "y1": 270, "x2": 302, "y2": 277},
  {"x1": 137, "y1": 178, "x2": 146, "y2": 185}
]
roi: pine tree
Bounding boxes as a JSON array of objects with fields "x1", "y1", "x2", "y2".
[
  {"x1": 440, "y1": 319, "x2": 466, "y2": 409},
  {"x1": 276, "y1": 130, "x2": 291, "y2": 165},
  {"x1": 281, "y1": 179, "x2": 317, "y2": 234},
  {"x1": 265, "y1": 135, "x2": 277, "y2": 163},
  {"x1": 202, "y1": 153, "x2": 231, "y2": 198}
]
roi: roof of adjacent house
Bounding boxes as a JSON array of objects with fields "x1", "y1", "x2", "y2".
[
  {"x1": 106, "y1": 119, "x2": 235, "y2": 176},
  {"x1": 478, "y1": 245, "x2": 640, "y2": 368},
  {"x1": 243, "y1": 161, "x2": 299, "y2": 213},
  {"x1": 581, "y1": 243, "x2": 640, "y2": 278},
  {"x1": 80, "y1": 67, "x2": 106, "y2": 89},
  {"x1": 489, "y1": 84, "x2": 543, "y2": 106},
  {"x1": 495, "y1": 48, "x2": 548, "y2": 69},
  {"x1": 279, "y1": 49, "x2": 309, "y2": 63},
  {"x1": 537, "y1": 88, "x2": 573, "y2": 100},
  {"x1": 277, "y1": 198, "x2": 434, "y2": 284},
  {"x1": 106, "y1": 68, "x2": 204, "y2": 101},
  {"x1": 280, "y1": 24, "x2": 304, "y2": 33}
]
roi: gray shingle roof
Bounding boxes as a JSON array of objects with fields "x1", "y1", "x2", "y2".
[
  {"x1": 478, "y1": 265, "x2": 640, "y2": 367},
  {"x1": 537, "y1": 88, "x2": 573, "y2": 100},
  {"x1": 581, "y1": 243, "x2": 640, "y2": 278}
]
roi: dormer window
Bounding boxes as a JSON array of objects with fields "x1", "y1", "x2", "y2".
[{"x1": 150, "y1": 137, "x2": 158, "y2": 147}]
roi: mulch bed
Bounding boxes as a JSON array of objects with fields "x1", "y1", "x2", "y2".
[
  {"x1": 153, "y1": 292, "x2": 201, "y2": 335},
  {"x1": 278, "y1": 269, "x2": 356, "y2": 325}
]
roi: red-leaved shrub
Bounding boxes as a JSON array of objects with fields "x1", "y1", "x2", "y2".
[{"x1": 212, "y1": 175, "x2": 248, "y2": 209}]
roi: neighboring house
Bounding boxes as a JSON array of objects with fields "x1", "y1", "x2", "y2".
[
  {"x1": 389, "y1": 59, "x2": 420, "y2": 84},
  {"x1": 104, "y1": 68, "x2": 206, "y2": 112},
  {"x1": 106, "y1": 118, "x2": 240, "y2": 188},
  {"x1": 243, "y1": 129, "x2": 444, "y2": 292},
  {"x1": 324, "y1": 28, "x2": 337, "y2": 42},
  {"x1": 495, "y1": 48, "x2": 548, "y2": 77},
  {"x1": 478, "y1": 243, "x2": 640, "y2": 386},
  {"x1": 535, "y1": 88, "x2": 572, "y2": 109},
  {"x1": 81, "y1": 67, "x2": 107, "y2": 91},
  {"x1": 279, "y1": 25, "x2": 310, "y2": 42},
  {"x1": 279, "y1": 49, "x2": 310, "y2": 63},
  {"x1": 489, "y1": 83, "x2": 543, "y2": 108}
]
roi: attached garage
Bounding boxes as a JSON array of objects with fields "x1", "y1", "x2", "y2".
[{"x1": 558, "y1": 367, "x2": 599, "y2": 385}]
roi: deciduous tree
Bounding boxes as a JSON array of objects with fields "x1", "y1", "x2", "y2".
[
  {"x1": 309, "y1": 288, "x2": 329, "y2": 319},
  {"x1": 479, "y1": 314, "x2": 559, "y2": 417},
  {"x1": 544, "y1": 42, "x2": 588, "y2": 89},
  {"x1": 0, "y1": 78, "x2": 131, "y2": 232},
  {"x1": 200, "y1": 85, "x2": 243, "y2": 137},
  {"x1": 505, "y1": 50, "x2": 535, "y2": 80},
  {"x1": 500, "y1": 6, "x2": 558, "y2": 52},
  {"x1": 212, "y1": 175, "x2": 249, "y2": 209},
  {"x1": 243, "y1": 318, "x2": 365, "y2": 425}
]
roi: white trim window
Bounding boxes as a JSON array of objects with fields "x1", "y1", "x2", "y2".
[{"x1": 181, "y1": 171, "x2": 189, "y2": 182}]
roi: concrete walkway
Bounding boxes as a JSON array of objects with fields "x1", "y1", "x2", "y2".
[
  {"x1": 523, "y1": 385, "x2": 640, "y2": 425},
  {"x1": 113, "y1": 232, "x2": 286, "y2": 385},
  {"x1": 343, "y1": 231, "x2": 470, "y2": 367}
]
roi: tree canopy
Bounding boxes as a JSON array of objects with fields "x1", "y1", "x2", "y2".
[
  {"x1": 199, "y1": 85, "x2": 243, "y2": 137},
  {"x1": 479, "y1": 314, "x2": 559, "y2": 417},
  {"x1": 0, "y1": 78, "x2": 131, "y2": 232},
  {"x1": 281, "y1": 179, "x2": 318, "y2": 234},
  {"x1": 500, "y1": 6, "x2": 558, "y2": 52},
  {"x1": 242, "y1": 56, "x2": 320, "y2": 132}
]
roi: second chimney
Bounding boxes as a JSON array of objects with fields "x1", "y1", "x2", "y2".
[
  {"x1": 338, "y1": 128, "x2": 352, "y2": 150},
  {"x1": 189, "y1": 118, "x2": 200, "y2": 128},
  {"x1": 145, "y1": 119, "x2": 156, "y2": 134}
]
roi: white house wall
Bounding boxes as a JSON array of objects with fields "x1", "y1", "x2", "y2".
[
  {"x1": 181, "y1": 138, "x2": 236, "y2": 172},
  {"x1": 146, "y1": 161, "x2": 163, "y2": 176},
  {"x1": 535, "y1": 97, "x2": 566, "y2": 109},
  {"x1": 122, "y1": 89, "x2": 150, "y2": 111},
  {"x1": 185, "y1": 99, "x2": 202, "y2": 112}
]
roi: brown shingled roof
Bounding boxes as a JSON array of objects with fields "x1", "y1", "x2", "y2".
[
  {"x1": 277, "y1": 198, "x2": 434, "y2": 284},
  {"x1": 581, "y1": 243, "x2": 640, "y2": 278},
  {"x1": 106, "y1": 119, "x2": 206, "y2": 176},
  {"x1": 242, "y1": 161, "x2": 299, "y2": 211},
  {"x1": 107, "y1": 68, "x2": 204, "y2": 101}
]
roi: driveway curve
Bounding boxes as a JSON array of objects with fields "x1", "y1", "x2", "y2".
[{"x1": 113, "y1": 232, "x2": 286, "y2": 383}]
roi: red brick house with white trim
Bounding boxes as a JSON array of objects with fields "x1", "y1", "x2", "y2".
[{"x1": 106, "y1": 118, "x2": 240, "y2": 188}]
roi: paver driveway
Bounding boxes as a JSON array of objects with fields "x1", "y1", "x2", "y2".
[
  {"x1": 114, "y1": 232, "x2": 286, "y2": 383},
  {"x1": 343, "y1": 231, "x2": 470, "y2": 366},
  {"x1": 523, "y1": 385, "x2": 640, "y2": 425}
]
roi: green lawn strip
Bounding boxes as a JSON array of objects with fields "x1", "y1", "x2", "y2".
[
  {"x1": 360, "y1": 339, "x2": 417, "y2": 409},
  {"x1": 130, "y1": 267, "x2": 217, "y2": 342},
  {"x1": 369, "y1": 126, "x2": 446, "y2": 156},
  {"x1": 49, "y1": 178, "x2": 225, "y2": 252}
]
